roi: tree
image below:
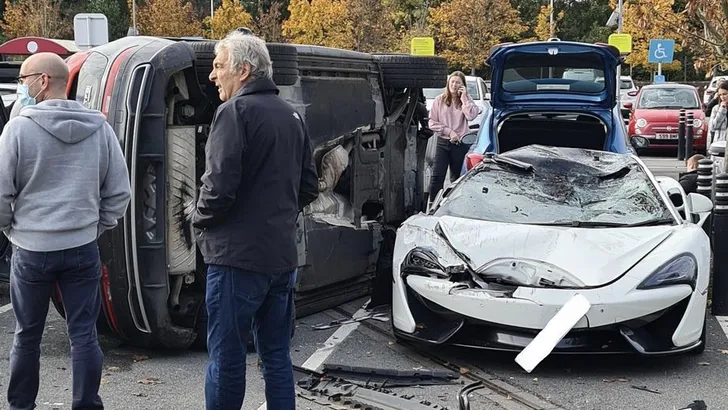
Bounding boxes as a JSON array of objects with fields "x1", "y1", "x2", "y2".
[
  {"x1": 617, "y1": 0, "x2": 684, "y2": 71},
  {"x1": 204, "y1": 0, "x2": 254, "y2": 39},
  {"x1": 282, "y1": 0, "x2": 351, "y2": 48},
  {"x1": 347, "y1": 0, "x2": 397, "y2": 52},
  {"x1": 86, "y1": 0, "x2": 129, "y2": 40},
  {"x1": 534, "y1": 4, "x2": 564, "y2": 40},
  {"x1": 684, "y1": 0, "x2": 728, "y2": 74},
  {"x1": 1, "y1": 0, "x2": 72, "y2": 39},
  {"x1": 428, "y1": 0, "x2": 525, "y2": 74},
  {"x1": 253, "y1": 1, "x2": 285, "y2": 42},
  {"x1": 133, "y1": 0, "x2": 202, "y2": 37}
]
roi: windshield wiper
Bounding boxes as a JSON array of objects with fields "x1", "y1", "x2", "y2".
[
  {"x1": 622, "y1": 217, "x2": 675, "y2": 227},
  {"x1": 484, "y1": 153, "x2": 534, "y2": 173},
  {"x1": 529, "y1": 217, "x2": 675, "y2": 228}
]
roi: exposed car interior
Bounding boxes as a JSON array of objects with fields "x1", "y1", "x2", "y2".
[{"x1": 496, "y1": 112, "x2": 607, "y2": 153}]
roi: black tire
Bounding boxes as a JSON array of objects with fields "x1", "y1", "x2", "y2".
[
  {"x1": 373, "y1": 54, "x2": 448, "y2": 89},
  {"x1": 187, "y1": 41, "x2": 299, "y2": 86}
]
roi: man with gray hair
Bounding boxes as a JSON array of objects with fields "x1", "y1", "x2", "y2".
[
  {"x1": 0, "y1": 52, "x2": 131, "y2": 410},
  {"x1": 191, "y1": 31, "x2": 318, "y2": 409}
]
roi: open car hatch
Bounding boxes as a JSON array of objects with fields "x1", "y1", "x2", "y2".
[{"x1": 487, "y1": 41, "x2": 621, "y2": 110}]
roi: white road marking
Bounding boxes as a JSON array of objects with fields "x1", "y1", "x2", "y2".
[
  {"x1": 715, "y1": 316, "x2": 728, "y2": 340},
  {"x1": 0, "y1": 303, "x2": 12, "y2": 315},
  {"x1": 256, "y1": 300, "x2": 370, "y2": 410}
]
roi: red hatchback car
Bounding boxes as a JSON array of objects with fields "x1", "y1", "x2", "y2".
[{"x1": 625, "y1": 83, "x2": 708, "y2": 153}]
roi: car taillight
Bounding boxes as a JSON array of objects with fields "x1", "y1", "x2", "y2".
[
  {"x1": 627, "y1": 91, "x2": 638, "y2": 97},
  {"x1": 465, "y1": 153, "x2": 484, "y2": 171}
]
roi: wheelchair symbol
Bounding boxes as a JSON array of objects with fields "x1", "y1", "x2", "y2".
[{"x1": 654, "y1": 43, "x2": 667, "y2": 60}]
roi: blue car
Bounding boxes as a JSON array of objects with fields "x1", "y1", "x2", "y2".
[{"x1": 462, "y1": 40, "x2": 643, "y2": 173}]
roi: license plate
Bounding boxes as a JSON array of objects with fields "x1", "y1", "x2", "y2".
[{"x1": 655, "y1": 133, "x2": 678, "y2": 139}]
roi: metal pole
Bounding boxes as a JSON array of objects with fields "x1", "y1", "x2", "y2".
[
  {"x1": 712, "y1": 173, "x2": 728, "y2": 316},
  {"x1": 658, "y1": 62, "x2": 662, "y2": 77},
  {"x1": 616, "y1": 0, "x2": 623, "y2": 107},
  {"x1": 550, "y1": 0, "x2": 554, "y2": 38},
  {"x1": 678, "y1": 109, "x2": 686, "y2": 161},
  {"x1": 697, "y1": 158, "x2": 714, "y2": 245},
  {"x1": 211, "y1": 0, "x2": 214, "y2": 17},
  {"x1": 133, "y1": 0, "x2": 137, "y2": 35},
  {"x1": 686, "y1": 112, "x2": 695, "y2": 159}
]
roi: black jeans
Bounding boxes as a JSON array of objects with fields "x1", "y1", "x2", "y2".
[
  {"x1": 429, "y1": 138, "x2": 472, "y2": 202},
  {"x1": 8, "y1": 241, "x2": 104, "y2": 410}
]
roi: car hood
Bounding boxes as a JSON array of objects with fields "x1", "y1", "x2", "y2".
[
  {"x1": 634, "y1": 108, "x2": 704, "y2": 122},
  {"x1": 487, "y1": 41, "x2": 620, "y2": 110},
  {"x1": 428, "y1": 215, "x2": 673, "y2": 287}
]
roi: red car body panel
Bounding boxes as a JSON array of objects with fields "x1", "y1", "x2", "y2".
[{"x1": 627, "y1": 85, "x2": 708, "y2": 152}]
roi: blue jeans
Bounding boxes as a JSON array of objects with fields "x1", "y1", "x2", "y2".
[
  {"x1": 204, "y1": 265, "x2": 296, "y2": 410},
  {"x1": 7, "y1": 241, "x2": 104, "y2": 410}
]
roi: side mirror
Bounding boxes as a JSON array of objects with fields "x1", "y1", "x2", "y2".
[
  {"x1": 460, "y1": 131, "x2": 479, "y2": 145},
  {"x1": 630, "y1": 135, "x2": 649, "y2": 150},
  {"x1": 688, "y1": 193, "x2": 713, "y2": 215}
]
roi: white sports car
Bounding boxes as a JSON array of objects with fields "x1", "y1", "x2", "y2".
[{"x1": 391, "y1": 145, "x2": 713, "y2": 356}]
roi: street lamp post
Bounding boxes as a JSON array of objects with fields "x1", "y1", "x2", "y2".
[
  {"x1": 549, "y1": 0, "x2": 554, "y2": 38},
  {"x1": 616, "y1": 0, "x2": 623, "y2": 107}
]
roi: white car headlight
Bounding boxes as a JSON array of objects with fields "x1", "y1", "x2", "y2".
[
  {"x1": 693, "y1": 119, "x2": 703, "y2": 128},
  {"x1": 636, "y1": 118, "x2": 647, "y2": 128},
  {"x1": 637, "y1": 255, "x2": 697, "y2": 290},
  {"x1": 401, "y1": 248, "x2": 456, "y2": 279}
]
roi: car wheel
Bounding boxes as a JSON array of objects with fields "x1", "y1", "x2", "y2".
[
  {"x1": 186, "y1": 41, "x2": 299, "y2": 86},
  {"x1": 373, "y1": 54, "x2": 448, "y2": 89}
]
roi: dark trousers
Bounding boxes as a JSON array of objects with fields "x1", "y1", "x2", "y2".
[
  {"x1": 8, "y1": 241, "x2": 104, "y2": 410},
  {"x1": 429, "y1": 137, "x2": 472, "y2": 202},
  {"x1": 204, "y1": 265, "x2": 296, "y2": 410}
]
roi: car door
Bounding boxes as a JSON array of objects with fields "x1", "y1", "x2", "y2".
[{"x1": 0, "y1": 97, "x2": 10, "y2": 282}]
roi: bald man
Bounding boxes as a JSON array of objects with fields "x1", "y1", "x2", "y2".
[{"x1": 0, "y1": 52, "x2": 131, "y2": 410}]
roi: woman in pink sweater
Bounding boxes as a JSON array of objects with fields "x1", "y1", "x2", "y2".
[{"x1": 428, "y1": 71, "x2": 479, "y2": 202}]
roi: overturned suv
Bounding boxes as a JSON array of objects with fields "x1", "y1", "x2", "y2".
[{"x1": 0, "y1": 36, "x2": 447, "y2": 349}]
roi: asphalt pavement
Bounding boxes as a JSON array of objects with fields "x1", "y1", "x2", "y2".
[{"x1": 0, "y1": 154, "x2": 722, "y2": 410}]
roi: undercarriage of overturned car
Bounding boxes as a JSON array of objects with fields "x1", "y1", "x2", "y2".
[
  {"x1": 391, "y1": 146, "x2": 712, "y2": 358},
  {"x1": 0, "y1": 36, "x2": 448, "y2": 350}
]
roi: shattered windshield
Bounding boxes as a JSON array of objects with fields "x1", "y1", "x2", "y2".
[{"x1": 434, "y1": 146, "x2": 673, "y2": 226}]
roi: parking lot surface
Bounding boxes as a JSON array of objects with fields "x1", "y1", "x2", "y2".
[{"x1": 0, "y1": 155, "x2": 723, "y2": 410}]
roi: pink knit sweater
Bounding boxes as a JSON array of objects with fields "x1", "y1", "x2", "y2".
[{"x1": 428, "y1": 93, "x2": 479, "y2": 140}]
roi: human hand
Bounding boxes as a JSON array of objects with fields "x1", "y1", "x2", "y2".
[
  {"x1": 449, "y1": 130, "x2": 459, "y2": 142},
  {"x1": 458, "y1": 86, "x2": 467, "y2": 97}
]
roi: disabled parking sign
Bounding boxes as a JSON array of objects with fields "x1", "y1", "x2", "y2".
[{"x1": 648, "y1": 39, "x2": 674, "y2": 64}]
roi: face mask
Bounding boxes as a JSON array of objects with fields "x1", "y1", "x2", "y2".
[{"x1": 15, "y1": 76, "x2": 42, "y2": 110}]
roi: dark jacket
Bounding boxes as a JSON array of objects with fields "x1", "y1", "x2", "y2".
[
  {"x1": 706, "y1": 96, "x2": 719, "y2": 117},
  {"x1": 192, "y1": 78, "x2": 319, "y2": 273},
  {"x1": 679, "y1": 170, "x2": 698, "y2": 195}
]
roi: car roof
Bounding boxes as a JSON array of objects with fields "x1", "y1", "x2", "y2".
[{"x1": 641, "y1": 83, "x2": 697, "y2": 90}]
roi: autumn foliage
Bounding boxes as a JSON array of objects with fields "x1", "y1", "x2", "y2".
[
  {"x1": 428, "y1": 0, "x2": 525, "y2": 73},
  {"x1": 132, "y1": 0, "x2": 202, "y2": 37},
  {"x1": 203, "y1": 0, "x2": 253, "y2": 40},
  {"x1": 1, "y1": 0, "x2": 72, "y2": 39},
  {"x1": 534, "y1": 5, "x2": 564, "y2": 41},
  {"x1": 614, "y1": 0, "x2": 683, "y2": 71},
  {"x1": 282, "y1": 0, "x2": 350, "y2": 48}
]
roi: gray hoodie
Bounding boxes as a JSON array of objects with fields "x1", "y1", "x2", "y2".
[{"x1": 0, "y1": 99, "x2": 131, "y2": 252}]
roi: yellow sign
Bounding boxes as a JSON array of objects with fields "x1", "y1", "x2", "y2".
[
  {"x1": 411, "y1": 37, "x2": 435, "y2": 56},
  {"x1": 608, "y1": 33, "x2": 632, "y2": 54}
]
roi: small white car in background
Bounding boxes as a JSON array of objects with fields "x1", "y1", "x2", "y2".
[
  {"x1": 620, "y1": 75, "x2": 638, "y2": 107},
  {"x1": 392, "y1": 145, "x2": 712, "y2": 357}
]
